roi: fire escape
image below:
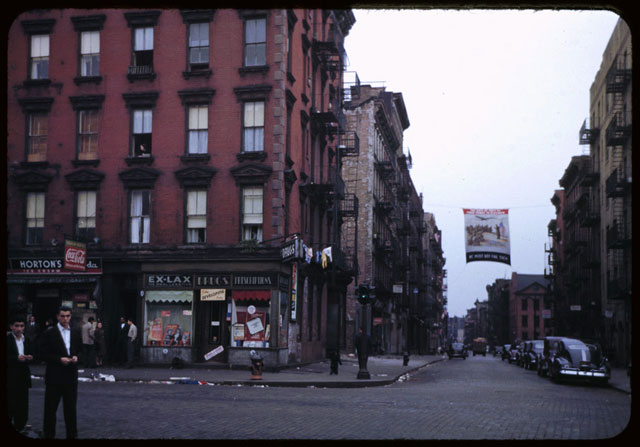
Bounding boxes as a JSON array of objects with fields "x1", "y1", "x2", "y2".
[{"x1": 603, "y1": 54, "x2": 632, "y2": 301}]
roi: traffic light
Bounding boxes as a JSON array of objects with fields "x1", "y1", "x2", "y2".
[{"x1": 357, "y1": 284, "x2": 370, "y2": 305}]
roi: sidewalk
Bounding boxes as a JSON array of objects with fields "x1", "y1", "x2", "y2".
[{"x1": 28, "y1": 355, "x2": 631, "y2": 393}]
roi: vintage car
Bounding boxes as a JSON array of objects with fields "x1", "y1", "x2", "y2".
[
  {"x1": 547, "y1": 338, "x2": 610, "y2": 384},
  {"x1": 508, "y1": 344, "x2": 520, "y2": 364},
  {"x1": 538, "y1": 336, "x2": 564, "y2": 377},
  {"x1": 521, "y1": 340, "x2": 544, "y2": 370},
  {"x1": 501, "y1": 344, "x2": 511, "y2": 361},
  {"x1": 448, "y1": 342, "x2": 468, "y2": 359}
]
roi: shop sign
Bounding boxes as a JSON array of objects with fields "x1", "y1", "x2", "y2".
[
  {"x1": 233, "y1": 273, "x2": 277, "y2": 288},
  {"x1": 393, "y1": 284, "x2": 403, "y2": 294},
  {"x1": 195, "y1": 274, "x2": 231, "y2": 288},
  {"x1": 570, "y1": 305, "x2": 582, "y2": 311},
  {"x1": 201, "y1": 289, "x2": 226, "y2": 301},
  {"x1": 64, "y1": 239, "x2": 87, "y2": 271},
  {"x1": 290, "y1": 263, "x2": 298, "y2": 321},
  {"x1": 8, "y1": 258, "x2": 102, "y2": 274},
  {"x1": 542, "y1": 309, "x2": 552, "y2": 319},
  {"x1": 204, "y1": 345, "x2": 224, "y2": 361},
  {"x1": 281, "y1": 238, "x2": 302, "y2": 262},
  {"x1": 145, "y1": 274, "x2": 193, "y2": 289}
]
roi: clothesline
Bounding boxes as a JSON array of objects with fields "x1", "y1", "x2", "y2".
[{"x1": 422, "y1": 204, "x2": 554, "y2": 210}]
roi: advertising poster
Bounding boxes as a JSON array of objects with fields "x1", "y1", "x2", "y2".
[{"x1": 463, "y1": 208, "x2": 511, "y2": 265}]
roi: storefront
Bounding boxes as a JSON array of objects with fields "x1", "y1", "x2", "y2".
[
  {"x1": 138, "y1": 270, "x2": 291, "y2": 368},
  {"x1": 7, "y1": 257, "x2": 103, "y2": 329}
]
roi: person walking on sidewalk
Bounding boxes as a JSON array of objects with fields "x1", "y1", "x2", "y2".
[
  {"x1": 126, "y1": 318, "x2": 137, "y2": 368},
  {"x1": 39, "y1": 306, "x2": 82, "y2": 439},
  {"x1": 7, "y1": 314, "x2": 34, "y2": 433},
  {"x1": 81, "y1": 317, "x2": 96, "y2": 368},
  {"x1": 328, "y1": 348, "x2": 342, "y2": 375}
]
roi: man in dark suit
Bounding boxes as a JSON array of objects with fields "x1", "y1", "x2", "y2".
[
  {"x1": 38, "y1": 306, "x2": 82, "y2": 439},
  {"x1": 7, "y1": 314, "x2": 34, "y2": 433}
]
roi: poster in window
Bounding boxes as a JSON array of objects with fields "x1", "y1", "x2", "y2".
[
  {"x1": 181, "y1": 331, "x2": 191, "y2": 346},
  {"x1": 162, "y1": 324, "x2": 179, "y2": 346},
  {"x1": 246, "y1": 316, "x2": 264, "y2": 335},
  {"x1": 233, "y1": 324, "x2": 245, "y2": 341},
  {"x1": 149, "y1": 318, "x2": 163, "y2": 344}
]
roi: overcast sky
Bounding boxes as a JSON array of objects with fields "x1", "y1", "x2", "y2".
[{"x1": 343, "y1": 8, "x2": 620, "y2": 317}]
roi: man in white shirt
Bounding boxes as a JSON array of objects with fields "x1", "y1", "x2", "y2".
[{"x1": 126, "y1": 318, "x2": 137, "y2": 368}]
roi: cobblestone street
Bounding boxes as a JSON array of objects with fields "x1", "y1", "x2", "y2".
[{"x1": 22, "y1": 355, "x2": 631, "y2": 439}]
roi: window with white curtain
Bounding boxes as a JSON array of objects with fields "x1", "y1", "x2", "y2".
[
  {"x1": 242, "y1": 101, "x2": 264, "y2": 152},
  {"x1": 133, "y1": 27, "x2": 153, "y2": 70},
  {"x1": 188, "y1": 22, "x2": 209, "y2": 70},
  {"x1": 130, "y1": 190, "x2": 150, "y2": 244},
  {"x1": 242, "y1": 186, "x2": 263, "y2": 241},
  {"x1": 188, "y1": 105, "x2": 208, "y2": 154},
  {"x1": 26, "y1": 192, "x2": 45, "y2": 245},
  {"x1": 186, "y1": 190, "x2": 207, "y2": 243},
  {"x1": 132, "y1": 109, "x2": 152, "y2": 156},
  {"x1": 244, "y1": 17, "x2": 266, "y2": 67},
  {"x1": 76, "y1": 191, "x2": 96, "y2": 241},
  {"x1": 80, "y1": 31, "x2": 100, "y2": 76},
  {"x1": 30, "y1": 34, "x2": 49, "y2": 79}
]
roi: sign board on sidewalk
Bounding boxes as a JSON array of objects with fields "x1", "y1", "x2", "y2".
[{"x1": 204, "y1": 345, "x2": 224, "y2": 361}]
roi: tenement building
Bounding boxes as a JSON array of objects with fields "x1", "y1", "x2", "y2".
[{"x1": 7, "y1": 8, "x2": 358, "y2": 367}]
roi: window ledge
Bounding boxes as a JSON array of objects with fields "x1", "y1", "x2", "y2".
[
  {"x1": 182, "y1": 69, "x2": 212, "y2": 80},
  {"x1": 180, "y1": 154, "x2": 211, "y2": 163},
  {"x1": 20, "y1": 161, "x2": 50, "y2": 169},
  {"x1": 125, "y1": 155, "x2": 155, "y2": 166},
  {"x1": 127, "y1": 72, "x2": 157, "y2": 82},
  {"x1": 72, "y1": 159, "x2": 101, "y2": 168},
  {"x1": 237, "y1": 152, "x2": 267, "y2": 162},
  {"x1": 22, "y1": 79, "x2": 51, "y2": 88},
  {"x1": 238, "y1": 65, "x2": 269, "y2": 76},
  {"x1": 73, "y1": 76, "x2": 103, "y2": 86}
]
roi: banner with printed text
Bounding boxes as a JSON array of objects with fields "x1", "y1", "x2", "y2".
[{"x1": 463, "y1": 208, "x2": 511, "y2": 265}]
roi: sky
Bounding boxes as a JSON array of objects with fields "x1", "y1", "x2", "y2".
[{"x1": 343, "y1": 8, "x2": 621, "y2": 317}]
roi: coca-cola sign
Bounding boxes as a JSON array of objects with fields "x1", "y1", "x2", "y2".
[{"x1": 64, "y1": 239, "x2": 87, "y2": 271}]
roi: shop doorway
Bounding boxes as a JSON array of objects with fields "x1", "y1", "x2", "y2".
[{"x1": 196, "y1": 298, "x2": 228, "y2": 363}]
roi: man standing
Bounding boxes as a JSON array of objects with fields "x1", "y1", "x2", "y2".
[
  {"x1": 7, "y1": 314, "x2": 34, "y2": 433},
  {"x1": 39, "y1": 306, "x2": 82, "y2": 439},
  {"x1": 82, "y1": 317, "x2": 96, "y2": 368},
  {"x1": 116, "y1": 316, "x2": 128, "y2": 365},
  {"x1": 126, "y1": 318, "x2": 137, "y2": 368}
]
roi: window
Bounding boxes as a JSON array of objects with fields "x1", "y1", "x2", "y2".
[
  {"x1": 521, "y1": 315, "x2": 528, "y2": 327},
  {"x1": 80, "y1": 31, "x2": 100, "y2": 77},
  {"x1": 244, "y1": 17, "x2": 266, "y2": 67},
  {"x1": 30, "y1": 34, "x2": 49, "y2": 80},
  {"x1": 76, "y1": 191, "x2": 96, "y2": 241},
  {"x1": 186, "y1": 190, "x2": 207, "y2": 243},
  {"x1": 78, "y1": 110, "x2": 99, "y2": 160},
  {"x1": 132, "y1": 109, "x2": 152, "y2": 156},
  {"x1": 144, "y1": 291, "x2": 193, "y2": 347},
  {"x1": 188, "y1": 23, "x2": 209, "y2": 71},
  {"x1": 26, "y1": 192, "x2": 45, "y2": 245},
  {"x1": 242, "y1": 101, "x2": 264, "y2": 152},
  {"x1": 188, "y1": 105, "x2": 208, "y2": 154},
  {"x1": 521, "y1": 298, "x2": 528, "y2": 311},
  {"x1": 132, "y1": 27, "x2": 153, "y2": 73},
  {"x1": 27, "y1": 113, "x2": 48, "y2": 162},
  {"x1": 130, "y1": 190, "x2": 150, "y2": 244},
  {"x1": 242, "y1": 187, "x2": 263, "y2": 241}
]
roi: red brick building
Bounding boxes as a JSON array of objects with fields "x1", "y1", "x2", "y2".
[
  {"x1": 7, "y1": 8, "x2": 357, "y2": 366},
  {"x1": 508, "y1": 273, "x2": 552, "y2": 343}
]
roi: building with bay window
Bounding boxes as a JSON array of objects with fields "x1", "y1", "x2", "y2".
[{"x1": 7, "y1": 8, "x2": 357, "y2": 367}]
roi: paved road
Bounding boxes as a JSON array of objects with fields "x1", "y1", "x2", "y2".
[{"x1": 21, "y1": 355, "x2": 631, "y2": 439}]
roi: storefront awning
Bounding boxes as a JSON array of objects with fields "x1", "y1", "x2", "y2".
[
  {"x1": 145, "y1": 290, "x2": 193, "y2": 303},
  {"x1": 232, "y1": 290, "x2": 270, "y2": 301}
]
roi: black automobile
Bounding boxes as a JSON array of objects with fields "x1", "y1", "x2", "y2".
[
  {"x1": 521, "y1": 340, "x2": 544, "y2": 370},
  {"x1": 508, "y1": 344, "x2": 520, "y2": 364},
  {"x1": 546, "y1": 338, "x2": 610, "y2": 384},
  {"x1": 501, "y1": 344, "x2": 511, "y2": 361},
  {"x1": 538, "y1": 336, "x2": 564, "y2": 377},
  {"x1": 448, "y1": 342, "x2": 468, "y2": 359}
]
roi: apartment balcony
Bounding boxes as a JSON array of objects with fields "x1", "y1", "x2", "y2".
[
  {"x1": 299, "y1": 170, "x2": 345, "y2": 201},
  {"x1": 339, "y1": 193, "x2": 358, "y2": 218},
  {"x1": 577, "y1": 202, "x2": 600, "y2": 228},
  {"x1": 605, "y1": 168, "x2": 631, "y2": 198},
  {"x1": 338, "y1": 130, "x2": 359, "y2": 157},
  {"x1": 374, "y1": 196, "x2": 394, "y2": 215},
  {"x1": 605, "y1": 111, "x2": 632, "y2": 146},
  {"x1": 606, "y1": 220, "x2": 631, "y2": 249},
  {"x1": 578, "y1": 118, "x2": 599, "y2": 145},
  {"x1": 374, "y1": 158, "x2": 394, "y2": 176},
  {"x1": 605, "y1": 57, "x2": 632, "y2": 94}
]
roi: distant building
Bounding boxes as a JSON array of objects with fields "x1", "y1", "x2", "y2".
[{"x1": 508, "y1": 273, "x2": 551, "y2": 343}]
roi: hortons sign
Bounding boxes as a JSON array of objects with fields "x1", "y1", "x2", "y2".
[{"x1": 64, "y1": 239, "x2": 87, "y2": 271}]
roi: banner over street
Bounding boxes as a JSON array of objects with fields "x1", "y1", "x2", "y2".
[{"x1": 463, "y1": 209, "x2": 511, "y2": 265}]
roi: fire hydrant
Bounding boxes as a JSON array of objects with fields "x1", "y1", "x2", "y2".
[
  {"x1": 403, "y1": 351, "x2": 410, "y2": 366},
  {"x1": 249, "y1": 350, "x2": 263, "y2": 380}
]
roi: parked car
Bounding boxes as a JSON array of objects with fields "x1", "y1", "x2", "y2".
[
  {"x1": 494, "y1": 345, "x2": 504, "y2": 357},
  {"x1": 538, "y1": 336, "x2": 564, "y2": 377},
  {"x1": 547, "y1": 338, "x2": 610, "y2": 384},
  {"x1": 448, "y1": 342, "x2": 468, "y2": 359},
  {"x1": 501, "y1": 344, "x2": 511, "y2": 361},
  {"x1": 508, "y1": 344, "x2": 520, "y2": 364},
  {"x1": 521, "y1": 340, "x2": 544, "y2": 370}
]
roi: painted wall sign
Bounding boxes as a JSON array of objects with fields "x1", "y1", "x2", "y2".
[
  {"x1": 195, "y1": 274, "x2": 232, "y2": 288},
  {"x1": 8, "y1": 258, "x2": 102, "y2": 274},
  {"x1": 145, "y1": 274, "x2": 193, "y2": 289}
]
